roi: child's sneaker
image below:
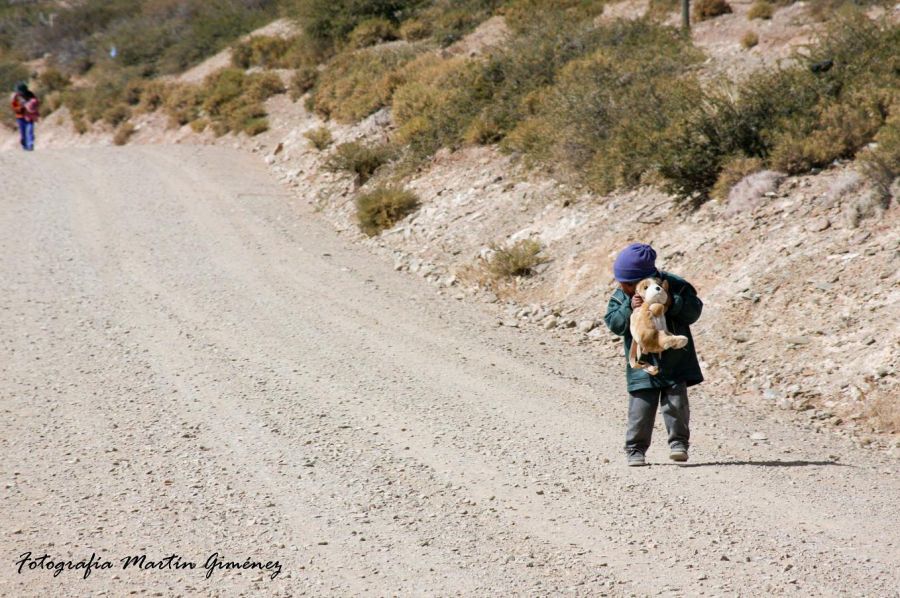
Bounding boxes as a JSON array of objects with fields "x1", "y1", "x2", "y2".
[
  {"x1": 669, "y1": 446, "x2": 688, "y2": 462},
  {"x1": 627, "y1": 451, "x2": 647, "y2": 466}
]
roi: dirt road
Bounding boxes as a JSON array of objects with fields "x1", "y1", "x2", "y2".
[{"x1": 1, "y1": 146, "x2": 898, "y2": 597}]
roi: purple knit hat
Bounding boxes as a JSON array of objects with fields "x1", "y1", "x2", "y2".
[{"x1": 613, "y1": 243, "x2": 658, "y2": 283}]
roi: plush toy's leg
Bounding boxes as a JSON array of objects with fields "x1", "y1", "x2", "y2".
[
  {"x1": 629, "y1": 340, "x2": 656, "y2": 374},
  {"x1": 659, "y1": 331, "x2": 689, "y2": 350},
  {"x1": 629, "y1": 338, "x2": 643, "y2": 370}
]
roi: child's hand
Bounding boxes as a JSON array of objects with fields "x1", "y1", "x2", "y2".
[{"x1": 630, "y1": 294, "x2": 643, "y2": 309}]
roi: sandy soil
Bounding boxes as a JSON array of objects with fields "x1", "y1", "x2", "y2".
[{"x1": 1, "y1": 145, "x2": 899, "y2": 596}]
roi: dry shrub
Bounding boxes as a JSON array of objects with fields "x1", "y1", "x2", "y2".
[
  {"x1": 113, "y1": 122, "x2": 136, "y2": 145},
  {"x1": 231, "y1": 35, "x2": 294, "y2": 69},
  {"x1": 72, "y1": 115, "x2": 88, "y2": 135},
  {"x1": 693, "y1": 0, "x2": 733, "y2": 21},
  {"x1": 135, "y1": 80, "x2": 168, "y2": 113},
  {"x1": 462, "y1": 113, "x2": 504, "y2": 145},
  {"x1": 324, "y1": 141, "x2": 396, "y2": 185},
  {"x1": 347, "y1": 18, "x2": 398, "y2": 49},
  {"x1": 711, "y1": 156, "x2": 764, "y2": 201},
  {"x1": 724, "y1": 169, "x2": 784, "y2": 215},
  {"x1": 103, "y1": 103, "x2": 132, "y2": 126},
  {"x1": 865, "y1": 394, "x2": 900, "y2": 433},
  {"x1": 399, "y1": 19, "x2": 431, "y2": 41},
  {"x1": 200, "y1": 68, "x2": 284, "y2": 136},
  {"x1": 311, "y1": 42, "x2": 423, "y2": 123},
  {"x1": 646, "y1": 0, "x2": 680, "y2": 20},
  {"x1": 245, "y1": 71, "x2": 286, "y2": 98},
  {"x1": 770, "y1": 96, "x2": 887, "y2": 174},
  {"x1": 355, "y1": 186, "x2": 420, "y2": 235},
  {"x1": 747, "y1": 0, "x2": 773, "y2": 19},
  {"x1": 36, "y1": 68, "x2": 70, "y2": 94},
  {"x1": 44, "y1": 92, "x2": 63, "y2": 114},
  {"x1": 163, "y1": 83, "x2": 205, "y2": 126},
  {"x1": 241, "y1": 115, "x2": 269, "y2": 136},
  {"x1": 304, "y1": 126, "x2": 333, "y2": 150},
  {"x1": 486, "y1": 239, "x2": 548, "y2": 279},
  {"x1": 390, "y1": 53, "x2": 482, "y2": 157},
  {"x1": 290, "y1": 65, "x2": 319, "y2": 100},
  {"x1": 859, "y1": 108, "x2": 900, "y2": 196},
  {"x1": 190, "y1": 118, "x2": 209, "y2": 133},
  {"x1": 741, "y1": 31, "x2": 759, "y2": 49}
]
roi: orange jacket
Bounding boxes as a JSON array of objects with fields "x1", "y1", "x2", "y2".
[
  {"x1": 10, "y1": 93, "x2": 39, "y2": 122},
  {"x1": 11, "y1": 93, "x2": 26, "y2": 119}
]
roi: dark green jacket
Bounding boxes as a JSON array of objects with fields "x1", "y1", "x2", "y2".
[{"x1": 603, "y1": 271, "x2": 704, "y2": 392}]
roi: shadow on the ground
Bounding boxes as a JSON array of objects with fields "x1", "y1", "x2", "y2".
[{"x1": 676, "y1": 459, "x2": 850, "y2": 468}]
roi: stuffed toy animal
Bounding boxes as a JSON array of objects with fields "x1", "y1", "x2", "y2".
[{"x1": 628, "y1": 277, "x2": 689, "y2": 376}]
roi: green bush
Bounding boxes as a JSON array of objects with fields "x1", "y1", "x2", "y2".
[
  {"x1": 0, "y1": 60, "x2": 29, "y2": 92},
  {"x1": 355, "y1": 185, "x2": 420, "y2": 235},
  {"x1": 324, "y1": 141, "x2": 396, "y2": 184},
  {"x1": 655, "y1": 11, "x2": 897, "y2": 202},
  {"x1": 304, "y1": 126, "x2": 333, "y2": 150},
  {"x1": 747, "y1": 0, "x2": 773, "y2": 20},
  {"x1": 486, "y1": 239, "x2": 548, "y2": 278},
  {"x1": 291, "y1": 0, "x2": 424, "y2": 50},
  {"x1": 158, "y1": 1, "x2": 277, "y2": 74},
  {"x1": 6, "y1": 0, "x2": 277, "y2": 76},
  {"x1": 501, "y1": 18, "x2": 703, "y2": 194}
]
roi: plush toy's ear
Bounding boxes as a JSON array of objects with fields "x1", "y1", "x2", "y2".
[
  {"x1": 636, "y1": 279, "x2": 649, "y2": 298},
  {"x1": 662, "y1": 279, "x2": 669, "y2": 291}
]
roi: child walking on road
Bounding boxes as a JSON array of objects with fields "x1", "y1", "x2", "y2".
[
  {"x1": 603, "y1": 243, "x2": 704, "y2": 466},
  {"x1": 11, "y1": 82, "x2": 40, "y2": 151}
]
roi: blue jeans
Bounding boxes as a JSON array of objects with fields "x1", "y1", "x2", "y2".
[{"x1": 17, "y1": 118, "x2": 34, "y2": 151}]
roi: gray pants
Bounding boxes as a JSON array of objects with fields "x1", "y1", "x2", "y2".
[{"x1": 625, "y1": 382, "x2": 690, "y2": 454}]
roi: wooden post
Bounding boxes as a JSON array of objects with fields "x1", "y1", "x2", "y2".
[{"x1": 682, "y1": 0, "x2": 690, "y2": 33}]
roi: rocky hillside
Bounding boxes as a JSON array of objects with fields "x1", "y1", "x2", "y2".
[{"x1": 3, "y1": 0, "x2": 898, "y2": 450}]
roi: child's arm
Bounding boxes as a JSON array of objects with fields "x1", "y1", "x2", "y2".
[
  {"x1": 667, "y1": 280, "x2": 702, "y2": 325},
  {"x1": 604, "y1": 292, "x2": 631, "y2": 336}
]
